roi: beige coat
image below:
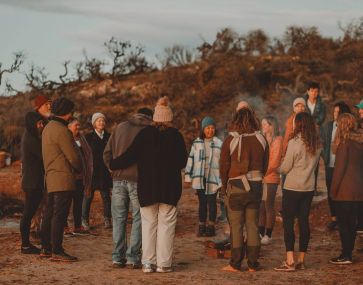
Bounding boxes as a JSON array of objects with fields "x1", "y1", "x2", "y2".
[{"x1": 42, "y1": 119, "x2": 82, "y2": 193}]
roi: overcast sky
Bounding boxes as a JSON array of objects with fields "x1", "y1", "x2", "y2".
[{"x1": 0, "y1": 0, "x2": 362, "y2": 93}]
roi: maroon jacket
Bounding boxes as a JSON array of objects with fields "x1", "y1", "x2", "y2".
[{"x1": 331, "y1": 130, "x2": 363, "y2": 201}]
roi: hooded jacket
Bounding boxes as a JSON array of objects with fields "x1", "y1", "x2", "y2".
[
  {"x1": 331, "y1": 130, "x2": 363, "y2": 201},
  {"x1": 21, "y1": 112, "x2": 44, "y2": 192},
  {"x1": 103, "y1": 113, "x2": 152, "y2": 182}
]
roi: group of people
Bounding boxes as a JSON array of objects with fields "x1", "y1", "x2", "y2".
[{"x1": 18, "y1": 81, "x2": 363, "y2": 273}]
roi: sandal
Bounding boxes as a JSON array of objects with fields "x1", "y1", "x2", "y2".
[{"x1": 274, "y1": 261, "x2": 295, "y2": 272}]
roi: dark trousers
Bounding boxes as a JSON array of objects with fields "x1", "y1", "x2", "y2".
[
  {"x1": 72, "y1": 180, "x2": 84, "y2": 228},
  {"x1": 335, "y1": 201, "x2": 359, "y2": 258},
  {"x1": 41, "y1": 191, "x2": 73, "y2": 253},
  {"x1": 82, "y1": 188, "x2": 111, "y2": 221},
  {"x1": 282, "y1": 190, "x2": 314, "y2": 252},
  {"x1": 325, "y1": 167, "x2": 336, "y2": 217},
  {"x1": 357, "y1": 204, "x2": 363, "y2": 231},
  {"x1": 196, "y1": 189, "x2": 217, "y2": 223},
  {"x1": 20, "y1": 190, "x2": 43, "y2": 246},
  {"x1": 226, "y1": 181, "x2": 262, "y2": 269}
]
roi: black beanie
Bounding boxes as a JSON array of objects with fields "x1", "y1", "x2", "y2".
[{"x1": 51, "y1": 97, "x2": 75, "y2": 116}]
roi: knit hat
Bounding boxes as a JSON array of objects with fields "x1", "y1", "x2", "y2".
[
  {"x1": 33, "y1": 95, "x2": 50, "y2": 110},
  {"x1": 236, "y1": 101, "x2": 251, "y2": 112},
  {"x1": 51, "y1": 97, "x2": 75, "y2": 116},
  {"x1": 91, "y1": 112, "x2": 106, "y2": 126},
  {"x1": 201, "y1": 116, "x2": 216, "y2": 130},
  {"x1": 293, "y1": 97, "x2": 306, "y2": 108},
  {"x1": 355, "y1": 99, "x2": 363, "y2": 109},
  {"x1": 153, "y1": 96, "x2": 173, "y2": 123}
]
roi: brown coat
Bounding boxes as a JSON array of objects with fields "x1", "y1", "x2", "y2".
[
  {"x1": 42, "y1": 118, "x2": 82, "y2": 193},
  {"x1": 220, "y1": 132, "x2": 269, "y2": 191},
  {"x1": 331, "y1": 131, "x2": 363, "y2": 201}
]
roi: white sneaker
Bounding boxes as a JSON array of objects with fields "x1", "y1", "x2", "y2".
[
  {"x1": 261, "y1": 235, "x2": 272, "y2": 245},
  {"x1": 142, "y1": 264, "x2": 156, "y2": 273},
  {"x1": 82, "y1": 219, "x2": 90, "y2": 231},
  {"x1": 156, "y1": 266, "x2": 173, "y2": 273}
]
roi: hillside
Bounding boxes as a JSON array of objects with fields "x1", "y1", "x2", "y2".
[{"x1": 1, "y1": 25, "x2": 363, "y2": 159}]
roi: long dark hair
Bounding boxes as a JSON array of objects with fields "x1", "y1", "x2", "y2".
[
  {"x1": 229, "y1": 108, "x2": 260, "y2": 134},
  {"x1": 292, "y1": 112, "x2": 320, "y2": 155}
]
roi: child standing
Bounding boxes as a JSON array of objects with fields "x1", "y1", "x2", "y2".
[{"x1": 185, "y1": 117, "x2": 223, "y2": 237}]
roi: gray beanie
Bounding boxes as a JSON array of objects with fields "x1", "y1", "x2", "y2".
[{"x1": 91, "y1": 112, "x2": 106, "y2": 126}]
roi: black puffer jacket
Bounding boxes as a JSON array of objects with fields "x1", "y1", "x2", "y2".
[{"x1": 21, "y1": 112, "x2": 44, "y2": 192}]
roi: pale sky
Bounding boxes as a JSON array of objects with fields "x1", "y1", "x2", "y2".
[{"x1": 0, "y1": 0, "x2": 362, "y2": 93}]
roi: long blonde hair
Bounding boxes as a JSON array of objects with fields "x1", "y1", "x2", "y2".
[{"x1": 333, "y1": 113, "x2": 358, "y2": 153}]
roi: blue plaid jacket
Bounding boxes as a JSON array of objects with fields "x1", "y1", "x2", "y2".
[{"x1": 184, "y1": 136, "x2": 222, "y2": 194}]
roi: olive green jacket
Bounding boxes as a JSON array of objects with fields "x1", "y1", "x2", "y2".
[{"x1": 42, "y1": 119, "x2": 82, "y2": 193}]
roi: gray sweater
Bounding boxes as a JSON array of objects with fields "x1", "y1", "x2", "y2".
[
  {"x1": 103, "y1": 113, "x2": 152, "y2": 182},
  {"x1": 279, "y1": 135, "x2": 321, "y2": 192}
]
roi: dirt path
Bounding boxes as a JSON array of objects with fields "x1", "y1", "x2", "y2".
[{"x1": 1, "y1": 165, "x2": 363, "y2": 284}]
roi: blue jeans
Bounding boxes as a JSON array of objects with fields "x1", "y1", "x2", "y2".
[{"x1": 112, "y1": 180, "x2": 141, "y2": 264}]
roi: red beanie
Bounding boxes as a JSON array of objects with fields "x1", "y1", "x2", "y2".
[{"x1": 33, "y1": 95, "x2": 49, "y2": 110}]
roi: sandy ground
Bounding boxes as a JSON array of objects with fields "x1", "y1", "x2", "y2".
[{"x1": 1, "y1": 164, "x2": 363, "y2": 285}]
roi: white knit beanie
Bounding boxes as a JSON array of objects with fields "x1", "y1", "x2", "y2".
[
  {"x1": 91, "y1": 112, "x2": 106, "y2": 126},
  {"x1": 153, "y1": 96, "x2": 173, "y2": 123},
  {"x1": 293, "y1": 97, "x2": 306, "y2": 108}
]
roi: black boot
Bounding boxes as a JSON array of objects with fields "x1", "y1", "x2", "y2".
[
  {"x1": 205, "y1": 225, "x2": 216, "y2": 237},
  {"x1": 198, "y1": 224, "x2": 206, "y2": 237}
]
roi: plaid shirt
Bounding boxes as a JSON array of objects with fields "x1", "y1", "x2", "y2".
[{"x1": 185, "y1": 136, "x2": 222, "y2": 194}]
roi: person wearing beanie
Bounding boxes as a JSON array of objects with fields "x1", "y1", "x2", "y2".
[
  {"x1": 103, "y1": 107, "x2": 153, "y2": 268},
  {"x1": 282, "y1": 97, "x2": 306, "y2": 156},
  {"x1": 185, "y1": 116, "x2": 222, "y2": 237},
  {"x1": 20, "y1": 111, "x2": 45, "y2": 255},
  {"x1": 356, "y1": 99, "x2": 363, "y2": 129},
  {"x1": 354, "y1": 99, "x2": 363, "y2": 238},
  {"x1": 41, "y1": 97, "x2": 81, "y2": 262},
  {"x1": 83, "y1": 112, "x2": 113, "y2": 230},
  {"x1": 109, "y1": 96, "x2": 187, "y2": 273},
  {"x1": 31, "y1": 95, "x2": 52, "y2": 119}
]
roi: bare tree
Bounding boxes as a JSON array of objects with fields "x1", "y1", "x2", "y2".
[
  {"x1": 0, "y1": 52, "x2": 25, "y2": 86},
  {"x1": 104, "y1": 37, "x2": 152, "y2": 76},
  {"x1": 158, "y1": 45, "x2": 196, "y2": 68}
]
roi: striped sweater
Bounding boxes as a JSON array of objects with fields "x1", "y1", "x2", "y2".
[{"x1": 185, "y1": 136, "x2": 222, "y2": 194}]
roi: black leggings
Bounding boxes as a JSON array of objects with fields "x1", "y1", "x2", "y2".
[
  {"x1": 325, "y1": 167, "x2": 336, "y2": 217},
  {"x1": 20, "y1": 190, "x2": 43, "y2": 246},
  {"x1": 335, "y1": 201, "x2": 359, "y2": 258},
  {"x1": 197, "y1": 189, "x2": 217, "y2": 223},
  {"x1": 282, "y1": 190, "x2": 314, "y2": 252}
]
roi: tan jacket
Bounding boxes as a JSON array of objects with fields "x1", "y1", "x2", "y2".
[
  {"x1": 42, "y1": 119, "x2": 82, "y2": 193},
  {"x1": 279, "y1": 134, "x2": 321, "y2": 192}
]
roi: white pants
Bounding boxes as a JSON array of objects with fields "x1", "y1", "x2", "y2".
[{"x1": 140, "y1": 203, "x2": 177, "y2": 267}]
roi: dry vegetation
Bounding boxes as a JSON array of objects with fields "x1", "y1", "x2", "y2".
[{"x1": 1, "y1": 20, "x2": 363, "y2": 159}]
